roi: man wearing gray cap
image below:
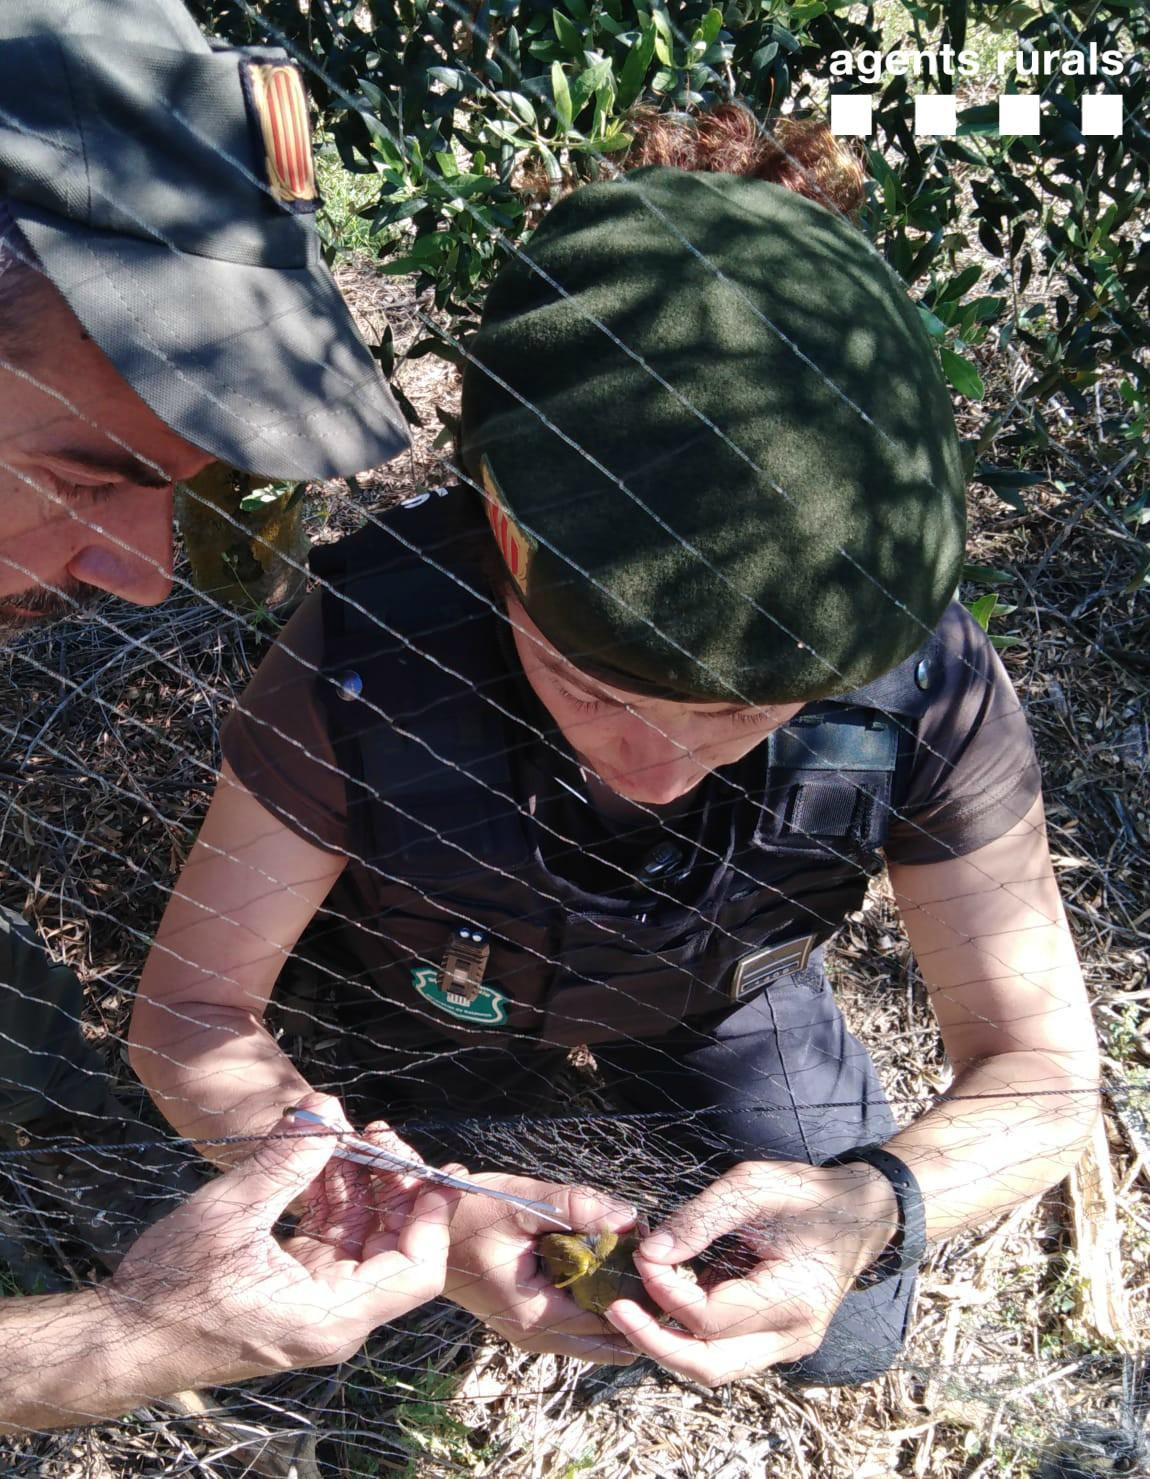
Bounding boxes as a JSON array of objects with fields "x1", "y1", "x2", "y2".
[{"x1": 0, "y1": 0, "x2": 455, "y2": 1431}]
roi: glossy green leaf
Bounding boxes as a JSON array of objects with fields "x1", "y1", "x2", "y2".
[
  {"x1": 495, "y1": 89, "x2": 537, "y2": 128},
  {"x1": 917, "y1": 305, "x2": 948, "y2": 339},
  {"x1": 962, "y1": 563, "x2": 1015, "y2": 585},
  {"x1": 698, "y1": 7, "x2": 723, "y2": 46},
  {"x1": 940, "y1": 347, "x2": 985, "y2": 401},
  {"x1": 617, "y1": 24, "x2": 656, "y2": 108},
  {"x1": 551, "y1": 60, "x2": 573, "y2": 131},
  {"x1": 552, "y1": 8, "x2": 584, "y2": 54}
]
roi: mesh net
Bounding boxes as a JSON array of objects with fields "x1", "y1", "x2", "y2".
[{"x1": 0, "y1": 2, "x2": 1147, "y2": 1476}]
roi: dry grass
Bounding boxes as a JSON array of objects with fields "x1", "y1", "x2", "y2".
[{"x1": 0, "y1": 256, "x2": 1147, "y2": 1478}]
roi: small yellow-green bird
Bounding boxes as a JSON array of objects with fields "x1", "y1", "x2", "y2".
[{"x1": 539, "y1": 1230, "x2": 663, "y2": 1317}]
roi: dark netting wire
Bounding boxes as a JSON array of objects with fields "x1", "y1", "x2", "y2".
[
  {"x1": 0, "y1": 2, "x2": 1146, "y2": 1475},
  {"x1": 1, "y1": 544, "x2": 1143, "y2": 1476}
]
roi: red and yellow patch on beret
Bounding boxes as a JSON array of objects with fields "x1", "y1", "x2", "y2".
[
  {"x1": 481, "y1": 455, "x2": 534, "y2": 595},
  {"x1": 241, "y1": 61, "x2": 317, "y2": 208}
]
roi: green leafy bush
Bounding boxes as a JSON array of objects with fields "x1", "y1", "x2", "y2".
[{"x1": 193, "y1": 0, "x2": 1149, "y2": 523}]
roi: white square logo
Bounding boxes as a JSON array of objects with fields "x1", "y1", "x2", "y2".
[
  {"x1": 830, "y1": 93, "x2": 873, "y2": 138},
  {"x1": 998, "y1": 94, "x2": 1041, "y2": 136},
  {"x1": 1081, "y1": 94, "x2": 1123, "y2": 137},
  {"x1": 914, "y1": 94, "x2": 957, "y2": 138}
]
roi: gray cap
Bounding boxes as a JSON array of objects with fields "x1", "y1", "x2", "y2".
[{"x1": 0, "y1": 0, "x2": 409, "y2": 480}]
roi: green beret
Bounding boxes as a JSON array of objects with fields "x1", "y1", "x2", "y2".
[{"x1": 461, "y1": 166, "x2": 967, "y2": 704}]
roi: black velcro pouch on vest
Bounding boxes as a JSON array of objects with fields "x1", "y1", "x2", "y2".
[
  {"x1": 756, "y1": 635, "x2": 945, "y2": 861},
  {"x1": 767, "y1": 709, "x2": 899, "y2": 849}
]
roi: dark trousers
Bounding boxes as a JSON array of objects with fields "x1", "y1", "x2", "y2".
[
  {"x1": 0, "y1": 906, "x2": 112, "y2": 1123},
  {"x1": 324, "y1": 964, "x2": 916, "y2": 1387}
]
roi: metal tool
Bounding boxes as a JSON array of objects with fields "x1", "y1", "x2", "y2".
[{"x1": 282, "y1": 1107, "x2": 572, "y2": 1231}]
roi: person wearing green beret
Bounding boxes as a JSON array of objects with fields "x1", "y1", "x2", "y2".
[
  {"x1": 0, "y1": 0, "x2": 465, "y2": 1434},
  {"x1": 132, "y1": 109, "x2": 1100, "y2": 1388}
]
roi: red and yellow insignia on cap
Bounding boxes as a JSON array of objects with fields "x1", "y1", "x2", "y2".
[
  {"x1": 481, "y1": 455, "x2": 534, "y2": 596},
  {"x1": 242, "y1": 62, "x2": 317, "y2": 207}
]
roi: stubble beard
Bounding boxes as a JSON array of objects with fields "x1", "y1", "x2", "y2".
[{"x1": 0, "y1": 581, "x2": 92, "y2": 646}]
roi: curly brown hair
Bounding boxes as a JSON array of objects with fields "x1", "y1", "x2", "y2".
[{"x1": 621, "y1": 102, "x2": 867, "y2": 220}]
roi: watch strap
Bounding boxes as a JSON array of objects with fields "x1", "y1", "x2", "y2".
[{"x1": 821, "y1": 1146, "x2": 927, "y2": 1289}]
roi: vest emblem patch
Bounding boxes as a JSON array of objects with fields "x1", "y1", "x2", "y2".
[
  {"x1": 411, "y1": 967, "x2": 509, "y2": 1025},
  {"x1": 480, "y1": 455, "x2": 534, "y2": 596},
  {"x1": 729, "y1": 934, "x2": 816, "y2": 1001}
]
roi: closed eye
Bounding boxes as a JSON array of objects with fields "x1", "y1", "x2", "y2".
[
  {"x1": 553, "y1": 679, "x2": 777, "y2": 727},
  {"x1": 553, "y1": 681, "x2": 609, "y2": 714},
  {"x1": 38, "y1": 468, "x2": 123, "y2": 505}
]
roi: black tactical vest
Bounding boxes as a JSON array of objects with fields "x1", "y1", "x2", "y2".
[{"x1": 311, "y1": 489, "x2": 944, "y2": 1049}]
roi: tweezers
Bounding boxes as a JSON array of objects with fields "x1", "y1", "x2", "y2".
[{"x1": 282, "y1": 1106, "x2": 572, "y2": 1231}]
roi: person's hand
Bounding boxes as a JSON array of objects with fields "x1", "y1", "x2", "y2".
[
  {"x1": 443, "y1": 1176, "x2": 639, "y2": 1365},
  {"x1": 290, "y1": 1094, "x2": 440, "y2": 1261},
  {"x1": 105, "y1": 1094, "x2": 458, "y2": 1385},
  {"x1": 603, "y1": 1159, "x2": 898, "y2": 1387}
]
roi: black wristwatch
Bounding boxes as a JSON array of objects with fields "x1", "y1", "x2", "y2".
[{"x1": 821, "y1": 1146, "x2": 927, "y2": 1289}]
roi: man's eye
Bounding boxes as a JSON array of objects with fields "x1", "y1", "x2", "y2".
[
  {"x1": 77, "y1": 483, "x2": 121, "y2": 505},
  {"x1": 40, "y1": 469, "x2": 121, "y2": 504}
]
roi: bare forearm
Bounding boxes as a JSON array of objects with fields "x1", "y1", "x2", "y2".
[
  {"x1": 883, "y1": 1050, "x2": 1100, "y2": 1240},
  {"x1": 129, "y1": 763, "x2": 347, "y2": 1164},
  {"x1": 887, "y1": 804, "x2": 1102, "y2": 1242},
  {"x1": 0, "y1": 1287, "x2": 206, "y2": 1434},
  {"x1": 130, "y1": 1003, "x2": 313, "y2": 1168}
]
